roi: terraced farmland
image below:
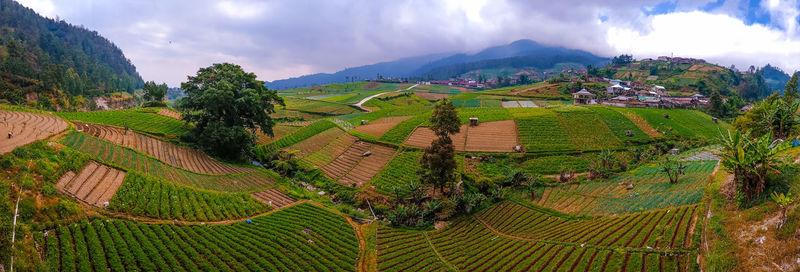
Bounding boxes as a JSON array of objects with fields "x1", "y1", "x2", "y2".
[
  {"x1": 56, "y1": 108, "x2": 189, "y2": 137},
  {"x1": 377, "y1": 202, "x2": 695, "y2": 271},
  {"x1": 555, "y1": 108, "x2": 622, "y2": 150},
  {"x1": 0, "y1": 110, "x2": 69, "y2": 154},
  {"x1": 321, "y1": 141, "x2": 396, "y2": 188},
  {"x1": 61, "y1": 132, "x2": 279, "y2": 191},
  {"x1": 45, "y1": 203, "x2": 359, "y2": 271},
  {"x1": 251, "y1": 189, "x2": 296, "y2": 208},
  {"x1": 352, "y1": 116, "x2": 411, "y2": 137},
  {"x1": 516, "y1": 111, "x2": 577, "y2": 152},
  {"x1": 536, "y1": 160, "x2": 716, "y2": 215},
  {"x1": 286, "y1": 127, "x2": 345, "y2": 157},
  {"x1": 405, "y1": 120, "x2": 519, "y2": 152},
  {"x1": 370, "y1": 150, "x2": 422, "y2": 196},
  {"x1": 157, "y1": 108, "x2": 181, "y2": 120},
  {"x1": 56, "y1": 161, "x2": 125, "y2": 208},
  {"x1": 76, "y1": 121, "x2": 253, "y2": 175},
  {"x1": 302, "y1": 133, "x2": 359, "y2": 168}
]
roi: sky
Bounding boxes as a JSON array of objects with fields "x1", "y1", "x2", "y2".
[{"x1": 14, "y1": 0, "x2": 800, "y2": 86}]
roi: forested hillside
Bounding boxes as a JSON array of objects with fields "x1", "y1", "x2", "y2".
[{"x1": 0, "y1": 0, "x2": 143, "y2": 109}]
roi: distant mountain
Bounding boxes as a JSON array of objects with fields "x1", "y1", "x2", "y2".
[
  {"x1": 0, "y1": 0, "x2": 143, "y2": 108},
  {"x1": 265, "y1": 53, "x2": 450, "y2": 90},
  {"x1": 761, "y1": 64, "x2": 792, "y2": 91},
  {"x1": 266, "y1": 39, "x2": 610, "y2": 90}
]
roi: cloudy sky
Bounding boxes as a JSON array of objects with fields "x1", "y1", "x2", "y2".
[{"x1": 15, "y1": 0, "x2": 800, "y2": 86}]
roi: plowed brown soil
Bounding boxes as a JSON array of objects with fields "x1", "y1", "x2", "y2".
[
  {"x1": 352, "y1": 116, "x2": 411, "y2": 137},
  {"x1": 250, "y1": 189, "x2": 296, "y2": 208},
  {"x1": 0, "y1": 110, "x2": 68, "y2": 154},
  {"x1": 56, "y1": 161, "x2": 126, "y2": 208},
  {"x1": 405, "y1": 121, "x2": 518, "y2": 152}
]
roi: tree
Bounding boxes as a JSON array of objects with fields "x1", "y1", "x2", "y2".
[
  {"x1": 709, "y1": 90, "x2": 724, "y2": 117},
  {"x1": 419, "y1": 99, "x2": 460, "y2": 194},
  {"x1": 179, "y1": 63, "x2": 283, "y2": 161},
  {"x1": 142, "y1": 81, "x2": 168, "y2": 101},
  {"x1": 612, "y1": 54, "x2": 633, "y2": 67},
  {"x1": 717, "y1": 130, "x2": 786, "y2": 202},
  {"x1": 658, "y1": 156, "x2": 687, "y2": 184},
  {"x1": 785, "y1": 72, "x2": 799, "y2": 102}
]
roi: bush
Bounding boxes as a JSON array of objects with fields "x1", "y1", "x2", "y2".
[
  {"x1": 0, "y1": 155, "x2": 16, "y2": 169},
  {"x1": 34, "y1": 160, "x2": 58, "y2": 182},
  {"x1": 18, "y1": 197, "x2": 36, "y2": 221},
  {"x1": 41, "y1": 183, "x2": 58, "y2": 197},
  {"x1": 55, "y1": 200, "x2": 79, "y2": 218},
  {"x1": 20, "y1": 174, "x2": 35, "y2": 190}
]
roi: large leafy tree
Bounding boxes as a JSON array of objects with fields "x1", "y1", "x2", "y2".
[
  {"x1": 419, "y1": 99, "x2": 460, "y2": 194},
  {"x1": 179, "y1": 63, "x2": 283, "y2": 161},
  {"x1": 733, "y1": 73, "x2": 800, "y2": 139},
  {"x1": 142, "y1": 81, "x2": 168, "y2": 101}
]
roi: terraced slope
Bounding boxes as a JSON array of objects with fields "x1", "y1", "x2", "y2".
[
  {"x1": 251, "y1": 189, "x2": 296, "y2": 208},
  {"x1": 0, "y1": 110, "x2": 68, "y2": 154},
  {"x1": 377, "y1": 202, "x2": 695, "y2": 271},
  {"x1": 45, "y1": 203, "x2": 359, "y2": 272},
  {"x1": 61, "y1": 132, "x2": 278, "y2": 191},
  {"x1": 405, "y1": 121, "x2": 519, "y2": 152},
  {"x1": 76, "y1": 122, "x2": 253, "y2": 175},
  {"x1": 352, "y1": 116, "x2": 411, "y2": 137},
  {"x1": 56, "y1": 161, "x2": 125, "y2": 208},
  {"x1": 536, "y1": 160, "x2": 716, "y2": 215}
]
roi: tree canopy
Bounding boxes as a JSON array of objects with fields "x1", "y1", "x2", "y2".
[
  {"x1": 179, "y1": 63, "x2": 283, "y2": 161},
  {"x1": 419, "y1": 99, "x2": 461, "y2": 193},
  {"x1": 142, "y1": 81, "x2": 168, "y2": 101}
]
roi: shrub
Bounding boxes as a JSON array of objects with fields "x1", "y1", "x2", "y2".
[
  {"x1": 55, "y1": 200, "x2": 79, "y2": 218},
  {"x1": 18, "y1": 197, "x2": 36, "y2": 221},
  {"x1": 41, "y1": 183, "x2": 58, "y2": 197}
]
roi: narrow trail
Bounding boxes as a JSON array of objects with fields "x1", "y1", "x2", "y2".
[{"x1": 353, "y1": 84, "x2": 417, "y2": 111}]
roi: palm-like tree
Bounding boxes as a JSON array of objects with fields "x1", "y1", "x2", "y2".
[{"x1": 717, "y1": 129, "x2": 786, "y2": 202}]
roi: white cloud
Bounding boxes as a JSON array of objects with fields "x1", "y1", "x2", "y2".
[
  {"x1": 607, "y1": 11, "x2": 800, "y2": 73},
  {"x1": 215, "y1": 1, "x2": 268, "y2": 20},
  {"x1": 14, "y1": 0, "x2": 56, "y2": 18}
]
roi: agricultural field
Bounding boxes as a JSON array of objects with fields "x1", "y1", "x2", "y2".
[
  {"x1": 320, "y1": 141, "x2": 396, "y2": 188},
  {"x1": 76, "y1": 121, "x2": 254, "y2": 175},
  {"x1": 516, "y1": 110, "x2": 578, "y2": 152},
  {"x1": 0, "y1": 110, "x2": 69, "y2": 154},
  {"x1": 370, "y1": 150, "x2": 422, "y2": 196},
  {"x1": 554, "y1": 107, "x2": 623, "y2": 150},
  {"x1": 377, "y1": 202, "x2": 695, "y2": 271},
  {"x1": 587, "y1": 106, "x2": 651, "y2": 143},
  {"x1": 56, "y1": 161, "x2": 126, "y2": 208},
  {"x1": 536, "y1": 160, "x2": 716, "y2": 215},
  {"x1": 286, "y1": 127, "x2": 346, "y2": 157},
  {"x1": 352, "y1": 116, "x2": 411, "y2": 137},
  {"x1": 45, "y1": 203, "x2": 359, "y2": 271},
  {"x1": 250, "y1": 189, "x2": 296, "y2": 208},
  {"x1": 56, "y1": 108, "x2": 189, "y2": 137},
  {"x1": 617, "y1": 108, "x2": 726, "y2": 139},
  {"x1": 282, "y1": 97, "x2": 362, "y2": 115},
  {"x1": 520, "y1": 155, "x2": 589, "y2": 174},
  {"x1": 61, "y1": 132, "x2": 279, "y2": 191},
  {"x1": 110, "y1": 172, "x2": 269, "y2": 221},
  {"x1": 157, "y1": 108, "x2": 181, "y2": 120}
]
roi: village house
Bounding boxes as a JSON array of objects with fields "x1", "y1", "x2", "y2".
[
  {"x1": 652, "y1": 85, "x2": 666, "y2": 94},
  {"x1": 573, "y1": 89, "x2": 596, "y2": 105}
]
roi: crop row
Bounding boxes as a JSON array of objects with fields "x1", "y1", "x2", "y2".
[
  {"x1": 283, "y1": 97, "x2": 360, "y2": 115},
  {"x1": 520, "y1": 155, "x2": 588, "y2": 174},
  {"x1": 56, "y1": 108, "x2": 189, "y2": 137},
  {"x1": 371, "y1": 150, "x2": 422, "y2": 196},
  {"x1": 588, "y1": 106, "x2": 651, "y2": 143},
  {"x1": 110, "y1": 172, "x2": 269, "y2": 221},
  {"x1": 516, "y1": 112, "x2": 577, "y2": 152},
  {"x1": 379, "y1": 114, "x2": 429, "y2": 144},
  {"x1": 538, "y1": 186, "x2": 703, "y2": 215},
  {"x1": 618, "y1": 108, "x2": 724, "y2": 139},
  {"x1": 556, "y1": 110, "x2": 622, "y2": 151},
  {"x1": 257, "y1": 119, "x2": 337, "y2": 152},
  {"x1": 449, "y1": 99, "x2": 502, "y2": 108},
  {"x1": 478, "y1": 202, "x2": 697, "y2": 249},
  {"x1": 377, "y1": 214, "x2": 690, "y2": 271},
  {"x1": 62, "y1": 132, "x2": 279, "y2": 191},
  {"x1": 46, "y1": 203, "x2": 359, "y2": 272}
]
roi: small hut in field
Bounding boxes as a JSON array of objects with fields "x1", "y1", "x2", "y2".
[{"x1": 573, "y1": 89, "x2": 596, "y2": 105}]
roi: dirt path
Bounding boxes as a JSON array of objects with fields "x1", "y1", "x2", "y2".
[{"x1": 353, "y1": 84, "x2": 417, "y2": 111}]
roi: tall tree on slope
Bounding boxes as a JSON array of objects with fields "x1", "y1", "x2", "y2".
[
  {"x1": 179, "y1": 63, "x2": 283, "y2": 161},
  {"x1": 419, "y1": 99, "x2": 460, "y2": 194}
]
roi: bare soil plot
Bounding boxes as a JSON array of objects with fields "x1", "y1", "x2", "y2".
[
  {"x1": 288, "y1": 127, "x2": 344, "y2": 157},
  {"x1": 405, "y1": 125, "x2": 467, "y2": 150},
  {"x1": 302, "y1": 133, "x2": 359, "y2": 167},
  {"x1": 406, "y1": 121, "x2": 518, "y2": 152},
  {"x1": 321, "y1": 141, "x2": 372, "y2": 180},
  {"x1": 338, "y1": 145, "x2": 395, "y2": 188},
  {"x1": 0, "y1": 110, "x2": 68, "y2": 154},
  {"x1": 621, "y1": 112, "x2": 662, "y2": 138},
  {"x1": 250, "y1": 189, "x2": 296, "y2": 208},
  {"x1": 414, "y1": 91, "x2": 451, "y2": 100},
  {"x1": 56, "y1": 161, "x2": 126, "y2": 208},
  {"x1": 157, "y1": 109, "x2": 182, "y2": 120},
  {"x1": 75, "y1": 121, "x2": 253, "y2": 175},
  {"x1": 464, "y1": 120, "x2": 519, "y2": 152},
  {"x1": 352, "y1": 116, "x2": 411, "y2": 137}
]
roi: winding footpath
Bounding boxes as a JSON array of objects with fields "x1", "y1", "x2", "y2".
[{"x1": 353, "y1": 84, "x2": 417, "y2": 111}]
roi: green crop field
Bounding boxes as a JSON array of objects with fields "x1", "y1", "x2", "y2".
[
  {"x1": 46, "y1": 203, "x2": 359, "y2": 271},
  {"x1": 380, "y1": 114, "x2": 429, "y2": 144},
  {"x1": 61, "y1": 132, "x2": 279, "y2": 191},
  {"x1": 588, "y1": 106, "x2": 651, "y2": 143},
  {"x1": 371, "y1": 150, "x2": 422, "y2": 196},
  {"x1": 617, "y1": 108, "x2": 725, "y2": 139},
  {"x1": 110, "y1": 172, "x2": 270, "y2": 221},
  {"x1": 282, "y1": 98, "x2": 361, "y2": 115},
  {"x1": 56, "y1": 108, "x2": 190, "y2": 137},
  {"x1": 516, "y1": 110, "x2": 578, "y2": 152},
  {"x1": 555, "y1": 107, "x2": 622, "y2": 151},
  {"x1": 521, "y1": 155, "x2": 589, "y2": 174}
]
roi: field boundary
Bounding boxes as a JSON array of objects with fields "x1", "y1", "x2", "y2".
[{"x1": 424, "y1": 232, "x2": 459, "y2": 272}]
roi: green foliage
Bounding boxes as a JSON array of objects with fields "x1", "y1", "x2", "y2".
[
  {"x1": 718, "y1": 130, "x2": 786, "y2": 201},
  {"x1": 282, "y1": 97, "x2": 361, "y2": 115},
  {"x1": 556, "y1": 109, "x2": 622, "y2": 150},
  {"x1": 110, "y1": 172, "x2": 269, "y2": 221},
  {"x1": 379, "y1": 114, "x2": 429, "y2": 144},
  {"x1": 588, "y1": 106, "x2": 650, "y2": 143},
  {"x1": 255, "y1": 119, "x2": 337, "y2": 154},
  {"x1": 142, "y1": 81, "x2": 168, "y2": 102},
  {"x1": 621, "y1": 108, "x2": 725, "y2": 139},
  {"x1": 516, "y1": 111, "x2": 577, "y2": 152},
  {"x1": 372, "y1": 150, "x2": 422, "y2": 196},
  {"x1": 520, "y1": 155, "x2": 588, "y2": 174},
  {"x1": 420, "y1": 100, "x2": 461, "y2": 193},
  {"x1": 180, "y1": 63, "x2": 283, "y2": 161},
  {"x1": 56, "y1": 108, "x2": 189, "y2": 137},
  {"x1": 0, "y1": 0, "x2": 143, "y2": 105}
]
